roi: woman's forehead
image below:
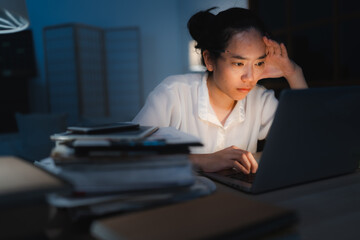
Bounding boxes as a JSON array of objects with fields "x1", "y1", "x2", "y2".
[{"x1": 226, "y1": 29, "x2": 266, "y2": 58}]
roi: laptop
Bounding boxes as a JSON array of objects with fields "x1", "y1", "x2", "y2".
[{"x1": 202, "y1": 86, "x2": 360, "y2": 194}]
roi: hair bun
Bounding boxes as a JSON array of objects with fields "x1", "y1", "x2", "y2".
[{"x1": 187, "y1": 7, "x2": 216, "y2": 48}]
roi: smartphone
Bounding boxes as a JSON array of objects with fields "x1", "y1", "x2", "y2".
[{"x1": 67, "y1": 122, "x2": 140, "y2": 134}]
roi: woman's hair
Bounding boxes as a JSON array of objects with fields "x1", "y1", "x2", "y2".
[{"x1": 187, "y1": 7, "x2": 269, "y2": 67}]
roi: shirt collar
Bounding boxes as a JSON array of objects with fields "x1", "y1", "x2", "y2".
[{"x1": 198, "y1": 73, "x2": 245, "y2": 128}]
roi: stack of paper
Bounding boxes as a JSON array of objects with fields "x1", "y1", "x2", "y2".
[
  {"x1": 36, "y1": 154, "x2": 195, "y2": 194},
  {"x1": 35, "y1": 125, "x2": 214, "y2": 219}
]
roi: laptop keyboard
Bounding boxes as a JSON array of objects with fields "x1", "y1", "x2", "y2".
[{"x1": 227, "y1": 172, "x2": 256, "y2": 183}]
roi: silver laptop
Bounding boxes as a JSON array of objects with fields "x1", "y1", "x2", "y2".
[{"x1": 202, "y1": 86, "x2": 360, "y2": 193}]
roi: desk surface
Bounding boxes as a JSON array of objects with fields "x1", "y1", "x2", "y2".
[
  {"x1": 217, "y1": 170, "x2": 360, "y2": 240},
  {"x1": 46, "y1": 170, "x2": 360, "y2": 240}
]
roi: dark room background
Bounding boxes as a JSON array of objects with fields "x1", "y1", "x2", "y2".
[{"x1": 250, "y1": 0, "x2": 360, "y2": 96}]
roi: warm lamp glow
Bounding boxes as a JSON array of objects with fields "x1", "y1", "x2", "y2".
[
  {"x1": 0, "y1": 0, "x2": 29, "y2": 34},
  {"x1": 188, "y1": 40, "x2": 206, "y2": 72}
]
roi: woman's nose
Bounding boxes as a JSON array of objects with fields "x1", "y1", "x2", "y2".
[{"x1": 241, "y1": 66, "x2": 254, "y2": 82}]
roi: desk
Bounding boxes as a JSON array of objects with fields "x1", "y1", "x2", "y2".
[
  {"x1": 217, "y1": 170, "x2": 360, "y2": 240},
  {"x1": 46, "y1": 170, "x2": 360, "y2": 240}
]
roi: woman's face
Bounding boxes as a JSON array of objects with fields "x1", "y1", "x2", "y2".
[{"x1": 209, "y1": 28, "x2": 266, "y2": 101}]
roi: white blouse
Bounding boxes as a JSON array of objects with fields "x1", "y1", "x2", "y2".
[{"x1": 133, "y1": 73, "x2": 278, "y2": 154}]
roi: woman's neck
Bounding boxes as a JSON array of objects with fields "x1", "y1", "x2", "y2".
[{"x1": 207, "y1": 76, "x2": 236, "y2": 125}]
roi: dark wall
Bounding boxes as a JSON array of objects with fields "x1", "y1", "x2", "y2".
[
  {"x1": 250, "y1": 0, "x2": 360, "y2": 95},
  {"x1": 0, "y1": 30, "x2": 37, "y2": 132}
]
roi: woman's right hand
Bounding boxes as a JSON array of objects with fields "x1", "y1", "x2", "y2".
[
  {"x1": 260, "y1": 36, "x2": 308, "y2": 89},
  {"x1": 190, "y1": 146, "x2": 258, "y2": 174}
]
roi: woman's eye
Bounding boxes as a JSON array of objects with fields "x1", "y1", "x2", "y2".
[
  {"x1": 233, "y1": 62, "x2": 244, "y2": 67},
  {"x1": 255, "y1": 61, "x2": 265, "y2": 67}
]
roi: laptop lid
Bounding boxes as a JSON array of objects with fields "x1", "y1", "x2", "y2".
[{"x1": 204, "y1": 86, "x2": 360, "y2": 193}]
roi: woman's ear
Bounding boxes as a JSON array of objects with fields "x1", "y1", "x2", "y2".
[{"x1": 203, "y1": 50, "x2": 214, "y2": 72}]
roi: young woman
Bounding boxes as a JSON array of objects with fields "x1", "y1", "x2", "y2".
[{"x1": 133, "y1": 7, "x2": 307, "y2": 174}]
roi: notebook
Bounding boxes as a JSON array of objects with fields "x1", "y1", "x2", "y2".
[
  {"x1": 202, "y1": 86, "x2": 360, "y2": 193},
  {"x1": 91, "y1": 191, "x2": 298, "y2": 240}
]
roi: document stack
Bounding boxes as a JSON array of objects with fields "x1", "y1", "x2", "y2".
[{"x1": 35, "y1": 123, "x2": 216, "y2": 219}]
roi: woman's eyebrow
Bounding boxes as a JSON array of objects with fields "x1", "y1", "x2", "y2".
[
  {"x1": 230, "y1": 54, "x2": 246, "y2": 60},
  {"x1": 229, "y1": 53, "x2": 267, "y2": 60},
  {"x1": 258, "y1": 54, "x2": 267, "y2": 59}
]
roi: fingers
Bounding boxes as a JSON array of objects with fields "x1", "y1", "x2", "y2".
[
  {"x1": 263, "y1": 36, "x2": 287, "y2": 57},
  {"x1": 280, "y1": 43, "x2": 288, "y2": 58},
  {"x1": 233, "y1": 161, "x2": 251, "y2": 174},
  {"x1": 246, "y1": 152, "x2": 259, "y2": 173},
  {"x1": 264, "y1": 37, "x2": 273, "y2": 56},
  {"x1": 227, "y1": 146, "x2": 258, "y2": 174}
]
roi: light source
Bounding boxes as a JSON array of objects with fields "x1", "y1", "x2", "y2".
[
  {"x1": 188, "y1": 40, "x2": 206, "y2": 72},
  {"x1": 0, "y1": 0, "x2": 29, "y2": 34}
]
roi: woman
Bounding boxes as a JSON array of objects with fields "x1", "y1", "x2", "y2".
[{"x1": 133, "y1": 7, "x2": 307, "y2": 174}]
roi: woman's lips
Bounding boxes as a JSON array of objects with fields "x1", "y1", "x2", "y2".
[{"x1": 237, "y1": 88, "x2": 251, "y2": 93}]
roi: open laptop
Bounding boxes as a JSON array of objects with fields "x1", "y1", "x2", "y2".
[{"x1": 202, "y1": 86, "x2": 360, "y2": 194}]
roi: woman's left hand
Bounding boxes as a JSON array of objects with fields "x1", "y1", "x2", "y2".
[{"x1": 259, "y1": 36, "x2": 308, "y2": 89}]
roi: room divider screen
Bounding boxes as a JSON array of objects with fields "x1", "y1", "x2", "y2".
[{"x1": 44, "y1": 24, "x2": 143, "y2": 125}]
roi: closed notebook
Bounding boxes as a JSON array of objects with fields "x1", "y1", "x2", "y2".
[{"x1": 91, "y1": 191, "x2": 297, "y2": 240}]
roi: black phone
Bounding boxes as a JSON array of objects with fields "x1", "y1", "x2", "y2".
[{"x1": 67, "y1": 122, "x2": 140, "y2": 134}]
